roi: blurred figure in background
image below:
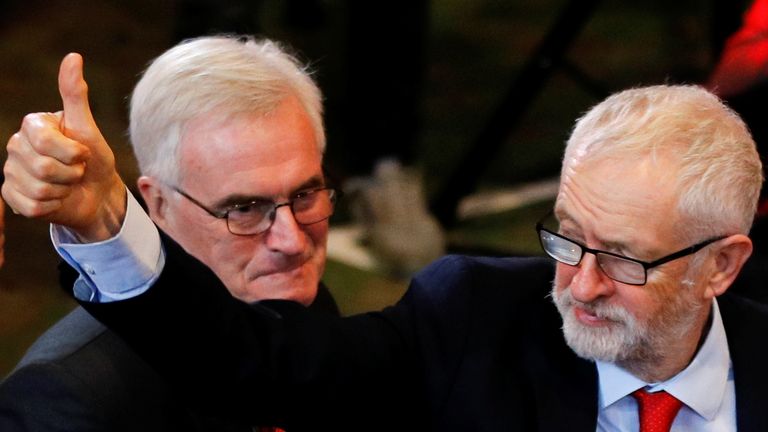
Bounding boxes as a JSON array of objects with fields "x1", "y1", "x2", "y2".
[
  {"x1": 708, "y1": 0, "x2": 768, "y2": 100},
  {"x1": 708, "y1": 0, "x2": 768, "y2": 196},
  {"x1": 707, "y1": 0, "x2": 768, "y2": 303}
]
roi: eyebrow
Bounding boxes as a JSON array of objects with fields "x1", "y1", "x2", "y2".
[
  {"x1": 554, "y1": 208, "x2": 646, "y2": 258},
  {"x1": 210, "y1": 175, "x2": 326, "y2": 210}
]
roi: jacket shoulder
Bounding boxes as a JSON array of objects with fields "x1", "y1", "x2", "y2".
[
  {"x1": 14, "y1": 307, "x2": 107, "y2": 370},
  {"x1": 407, "y1": 254, "x2": 554, "y2": 304}
]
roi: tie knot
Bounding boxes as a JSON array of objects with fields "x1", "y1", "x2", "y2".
[{"x1": 632, "y1": 389, "x2": 683, "y2": 432}]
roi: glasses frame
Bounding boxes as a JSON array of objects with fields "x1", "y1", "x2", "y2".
[
  {"x1": 535, "y1": 213, "x2": 726, "y2": 285},
  {"x1": 172, "y1": 186, "x2": 338, "y2": 236}
]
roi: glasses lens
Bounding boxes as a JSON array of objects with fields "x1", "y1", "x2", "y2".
[
  {"x1": 293, "y1": 189, "x2": 335, "y2": 225},
  {"x1": 596, "y1": 253, "x2": 646, "y2": 285},
  {"x1": 539, "y1": 230, "x2": 582, "y2": 265},
  {"x1": 226, "y1": 201, "x2": 274, "y2": 235}
]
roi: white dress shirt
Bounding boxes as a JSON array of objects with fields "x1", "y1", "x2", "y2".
[{"x1": 596, "y1": 299, "x2": 736, "y2": 431}]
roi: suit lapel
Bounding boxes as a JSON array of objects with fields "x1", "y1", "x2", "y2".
[{"x1": 719, "y1": 293, "x2": 768, "y2": 432}]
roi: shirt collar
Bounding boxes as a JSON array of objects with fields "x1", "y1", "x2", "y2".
[{"x1": 596, "y1": 298, "x2": 731, "y2": 420}]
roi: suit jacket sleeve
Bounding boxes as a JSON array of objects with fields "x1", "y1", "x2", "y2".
[
  {"x1": 78, "y1": 234, "x2": 422, "y2": 430},
  {"x1": 0, "y1": 362, "x2": 110, "y2": 432}
]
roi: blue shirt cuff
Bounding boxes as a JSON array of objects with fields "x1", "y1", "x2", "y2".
[{"x1": 51, "y1": 188, "x2": 165, "y2": 302}]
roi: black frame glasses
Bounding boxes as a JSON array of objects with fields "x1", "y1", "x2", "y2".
[
  {"x1": 535, "y1": 214, "x2": 726, "y2": 285},
  {"x1": 172, "y1": 186, "x2": 338, "y2": 236}
]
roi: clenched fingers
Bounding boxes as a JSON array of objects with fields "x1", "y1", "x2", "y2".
[
  {"x1": 6, "y1": 134, "x2": 87, "y2": 185},
  {"x1": 19, "y1": 111, "x2": 91, "y2": 166},
  {"x1": 1, "y1": 180, "x2": 63, "y2": 219},
  {"x1": 3, "y1": 154, "x2": 79, "y2": 200}
]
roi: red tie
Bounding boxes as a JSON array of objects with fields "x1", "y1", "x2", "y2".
[{"x1": 632, "y1": 389, "x2": 683, "y2": 432}]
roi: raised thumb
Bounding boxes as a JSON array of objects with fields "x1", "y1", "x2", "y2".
[{"x1": 58, "y1": 53, "x2": 97, "y2": 140}]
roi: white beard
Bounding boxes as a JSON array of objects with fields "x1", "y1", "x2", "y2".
[
  {"x1": 551, "y1": 281, "x2": 705, "y2": 375},
  {"x1": 552, "y1": 286, "x2": 643, "y2": 362}
]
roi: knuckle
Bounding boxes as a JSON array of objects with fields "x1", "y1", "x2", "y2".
[
  {"x1": 32, "y1": 128, "x2": 59, "y2": 153},
  {"x1": 26, "y1": 202, "x2": 50, "y2": 218},
  {"x1": 21, "y1": 112, "x2": 44, "y2": 130},
  {"x1": 2, "y1": 165, "x2": 18, "y2": 187},
  {"x1": 31, "y1": 157, "x2": 58, "y2": 179},
  {"x1": 6, "y1": 133, "x2": 21, "y2": 152},
  {"x1": 29, "y1": 182, "x2": 57, "y2": 200},
  {"x1": 21, "y1": 114, "x2": 64, "y2": 154},
  {"x1": 22, "y1": 197, "x2": 59, "y2": 219},
  {"x1": 21, "y1": 113, "x2": 36, "y2": 128}
]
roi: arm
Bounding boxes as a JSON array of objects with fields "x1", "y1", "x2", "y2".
[
  {"x1": 3, "y1": 53, "x2": 161, "y2": 302},
  {"x1": 0, "y1": 364, "x2": 110, "y2": 432},
  {"x1": 79, "y1": 235, "x2": 419, "y2": 429},
  {"x1": 3, "y1": 53, "x2": 416, "y2": 430}
]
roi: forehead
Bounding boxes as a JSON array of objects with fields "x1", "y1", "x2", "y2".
[
  {"x1": 178, "y1": 96, "x2": 322, "y2": 194},
  {"x1": 556, "y1": 154, "x2": 682, "y2": 255}
]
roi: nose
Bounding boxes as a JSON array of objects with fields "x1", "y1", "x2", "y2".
[
  {"x1": 569, "y1": 253, "x2": 614, "y2": 303},
  {"x1": 264, "y1": 205, "x2": 307, "y2": 255}
]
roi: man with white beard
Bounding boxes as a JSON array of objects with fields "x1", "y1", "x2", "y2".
[
  {"x1": 534, "y1": 85, "x2": 762, "y2": 430},
  {"x1": 6, "y1": 85, "x2": 768, "y2": 431}
]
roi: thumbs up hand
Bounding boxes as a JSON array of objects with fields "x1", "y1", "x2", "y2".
[{"x1": 2, "y1": 53, "x2": 126, "y2": 242}]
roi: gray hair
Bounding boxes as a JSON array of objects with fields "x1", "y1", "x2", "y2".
[
  {"x1": 129, "y1": 35, "x2": 325, "y2": 183},
  {"x1": 563, "y1": 85, "x2": 763, "y2": 240}
]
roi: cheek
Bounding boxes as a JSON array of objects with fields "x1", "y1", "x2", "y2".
[
  {"x1": 176, "y1": 218, "x2": 255, "y2": 274},
  {"x1": 306, "y1": 221, "x2": 329, "y2": 250},
  {"x1": 611, "y1": 284, "x2": 659, "y2": 323},
  {"x1": 204, "y1": 239, "x2": 261, "y2": 291},
  {"x1": 303, "y1": 222, "x2": 329, "y2": 272},
  {"x1": 554, "y1": 263, "x2": 578, "y2": 291},
  {"x1": 210, "y1": 237, "x2": 259, "y2": 266}
]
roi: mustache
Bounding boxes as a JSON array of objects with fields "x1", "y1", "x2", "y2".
[{"x1": 552, "y1": 286, "x2": 634, "y2": 324}]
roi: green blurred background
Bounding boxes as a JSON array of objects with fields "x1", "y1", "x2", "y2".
[{"x1": 0, "y1": 0, "x2": 735, "y2": 375}]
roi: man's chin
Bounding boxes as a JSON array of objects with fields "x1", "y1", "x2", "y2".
[
  {"x1": 560, "y1": 312, "x2": 632, "y2": 362},
  {"x1": 240, "y1": 270, "x2": 318, "y2": 305}
]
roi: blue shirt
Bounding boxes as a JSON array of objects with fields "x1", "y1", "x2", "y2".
[{"x1": 53, "y1": 189, "x2": 164, "y2": 302}]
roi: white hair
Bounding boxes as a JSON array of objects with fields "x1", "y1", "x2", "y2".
[
  {"x1": 563, "y1": 85, "x2": 763, "y2": 240},
  {"x1": 129, "y1": 35, "x2": 325, "y2": 183}
]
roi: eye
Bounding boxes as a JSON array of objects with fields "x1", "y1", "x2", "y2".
[
  {"x1": 228, "y1": 200, "x2": 272, "y2": 217},
  {"x1": 295, "y1": 188, "x2": 327, "y2": 209},
  {"x1": 293, "y1": 188, "x2": 318, "y2": 199}
]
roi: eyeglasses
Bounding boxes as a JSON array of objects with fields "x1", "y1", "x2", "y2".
[
  {"x1": 535, "y1": 214, "x2": 726, "y2": 285},
  {"x1": 172, "y1": 186, "x2": 338, "y2": 236}
]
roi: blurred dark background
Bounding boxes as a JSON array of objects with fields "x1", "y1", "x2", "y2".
[{"x1": 0, "y1": 0, "x2": 754, "y2": 375}]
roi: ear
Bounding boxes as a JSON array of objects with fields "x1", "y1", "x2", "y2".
[
  {"x1": 703, "y1": 234, "x2": 753, "y2": 299},
  {"x1": 137, "y1": 176, "x2": 170, "y2": 230}
]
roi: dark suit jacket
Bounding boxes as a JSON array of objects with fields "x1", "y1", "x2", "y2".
[
  {"x1": 79, "y1": 238, "x2": 768, "y2": 431},
  {"x1": 0, "y1": 263, "x2": 339, "y2": 432}
]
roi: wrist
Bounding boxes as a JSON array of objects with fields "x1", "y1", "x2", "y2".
[{"x1": 73, "y1": 177, "x2": 127, "y2": 243}]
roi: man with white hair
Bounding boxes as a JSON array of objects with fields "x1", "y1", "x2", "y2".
[
  {"x1": 6, "y1": 82, "x2": 768, "y2": 430},
  {"x1": 0, "y1": 36, "x2": 338, "y2": 431}
]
